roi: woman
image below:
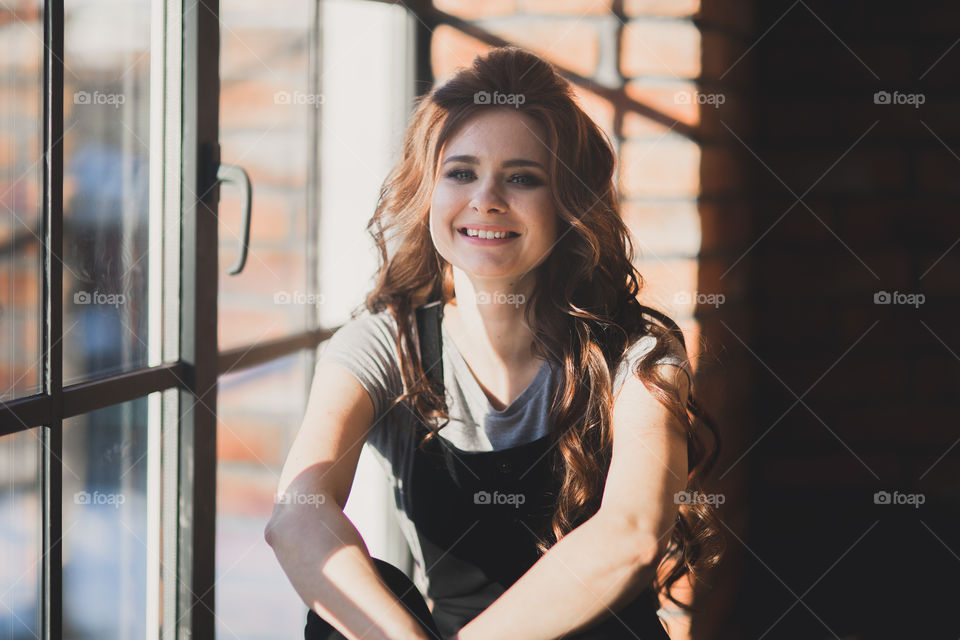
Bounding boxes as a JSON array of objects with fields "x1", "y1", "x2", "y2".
[{"x1": 266, "y1": 46, "x2": 724, "y2": 640}]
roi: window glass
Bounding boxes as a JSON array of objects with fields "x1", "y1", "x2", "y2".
[
  {"x1": 0, "y1": 0, "x2": 43, "y2": 401},
  {"x1": 62, "y1": 0, "x2": 153, "y2": 385}
]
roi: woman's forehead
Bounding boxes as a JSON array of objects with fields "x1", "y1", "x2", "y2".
[{"x1": 442, "y1": 109, "x2": 550, "y2": 162}]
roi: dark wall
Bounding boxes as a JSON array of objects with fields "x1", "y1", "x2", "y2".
[{"x1": 697, "y1": 1, "x2": 960, "y2": 637}]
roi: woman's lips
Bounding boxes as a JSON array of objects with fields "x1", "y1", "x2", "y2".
[
  {"x1": 457, "y1": 228, "x2": 521, "y2": 244},
  {"x1": 457, "y1": 227, "x2": 520, "y2": 236}
]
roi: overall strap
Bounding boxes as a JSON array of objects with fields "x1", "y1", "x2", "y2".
[
  {"x1": 413, "y1": 300, "x2": 463, "y2": 481},
  {"x1": 415, "y1": 300, "x2": 444, "y2": 395}
]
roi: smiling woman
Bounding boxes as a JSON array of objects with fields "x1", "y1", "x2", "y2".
[{"x1": 267, "y1": 45, "x2": 724, "y2": 640}]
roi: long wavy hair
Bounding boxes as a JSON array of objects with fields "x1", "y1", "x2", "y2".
[{"x1": 360, "y1": 45, "x2": 724, "y2": 611}]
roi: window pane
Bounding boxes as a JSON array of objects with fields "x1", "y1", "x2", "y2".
[
  {"x1": 217, "y1": 351, "x2": 311, "y2": 639},
  {"x1": 217, "y1": 0, "x2": 316, "y2": 351},
  {"x1": 62, "y1": 0, "x2": 152, "y2": 385},
  {"x1": 63, "y1": 394, "x2": 156, "y2": 640},
  {"x1": 0, "y1": 0, "x2": 43, "y2": 402},
  {"x1": 0, "y1": 430, "x2": 41, "y2": 639}
]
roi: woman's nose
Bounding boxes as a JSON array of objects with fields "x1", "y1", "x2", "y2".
[{"x1": 469, "y1": 177, "x2": 508, "y2": 214}]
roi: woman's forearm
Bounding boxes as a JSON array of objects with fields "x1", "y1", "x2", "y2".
[
  {"x1": 266, "y1": 497, "x2": 431, "y2": 640},
  {"x1": 454, "y1": 512, "x2": 660, "y2": 640}
]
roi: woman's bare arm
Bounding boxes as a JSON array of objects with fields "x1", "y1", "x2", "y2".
[{"x1": 265, "y1": 361, "x2": 432, "y2": 640}]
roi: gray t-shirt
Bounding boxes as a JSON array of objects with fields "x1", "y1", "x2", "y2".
[{"x1": 314, "y1": 307, "x2": 693, "y2": 593}]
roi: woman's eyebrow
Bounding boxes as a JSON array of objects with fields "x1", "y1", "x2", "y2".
[{"x1": 442, "y1": 154, "x2": 545, "y2": 170}]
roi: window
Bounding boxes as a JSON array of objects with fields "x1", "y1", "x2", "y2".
[{"x1": 0, "y1": 0, "x2": 421, "y2": 637}]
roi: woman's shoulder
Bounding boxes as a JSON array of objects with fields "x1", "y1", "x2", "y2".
[
  {"x1": 617, "y1": 330, "x2": 686, "y2": 368},
  {"x1": 316, "y1": 307, "x2": 404, "y2": 421},
  {"x1": 630, "y1": 307, "x2": 689, "y2": 361},
  {"x1": 323, "y1": 307, "x2": 400, "y2": 350},
  {"x1": 612, "y1": 314, "x2": 693, "y2": 394}
]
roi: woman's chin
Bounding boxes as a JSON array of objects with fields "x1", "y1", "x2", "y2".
[{"x1": 456, "y1": 266, "x2": 519, "y2": 282}]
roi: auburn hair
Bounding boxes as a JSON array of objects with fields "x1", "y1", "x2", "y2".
[{"x1": 360, "y1": 45, "x2": 724, "y2": 612}]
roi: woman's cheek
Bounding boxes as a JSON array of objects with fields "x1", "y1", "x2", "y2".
[{"x1": 431, "y1": 191, "x2": 460, "y2": 228}]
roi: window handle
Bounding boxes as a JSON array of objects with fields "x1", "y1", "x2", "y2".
[{"x1": 217, "y1": 163, "x2": 253, "y2": 275}]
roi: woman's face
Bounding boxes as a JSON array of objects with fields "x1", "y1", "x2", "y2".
[{"x1": 429, "y1": 108, "x2": 558, "y2": 292}]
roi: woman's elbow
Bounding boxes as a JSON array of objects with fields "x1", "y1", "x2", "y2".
[
  {"x1": 264, "y1": 513, "x2": 281, "y2": 548},
  {"x1": 264, "y1": 501, "x2": 293, "y2": 549}
]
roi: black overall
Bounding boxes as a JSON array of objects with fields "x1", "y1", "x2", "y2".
[{"x1": 305, "y1": 302, "x2": 671, "y2": 640}]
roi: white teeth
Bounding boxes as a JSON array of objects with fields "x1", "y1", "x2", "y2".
[{"x1": 464, "y1": 228, "x2": 513, "y2": 239}]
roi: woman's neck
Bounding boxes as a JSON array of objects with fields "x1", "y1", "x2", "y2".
[{"x1": 445, "y1": 268, "x2": 539, "y2": 370}]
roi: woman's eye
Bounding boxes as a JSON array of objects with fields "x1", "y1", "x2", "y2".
[
  {"x1": 510, "y1": 173, "x2": 542, "y2": 186},
  {"x1": 446, "y1": 169, "x2": 474, "y2": 181},
  {"x1": 444, "y1": 169, "x2": 543, "y2": 186}
]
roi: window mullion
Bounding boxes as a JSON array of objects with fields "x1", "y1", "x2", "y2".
[{"x1": 40, "y1": 0, "x2": 65, "y2": 637}]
